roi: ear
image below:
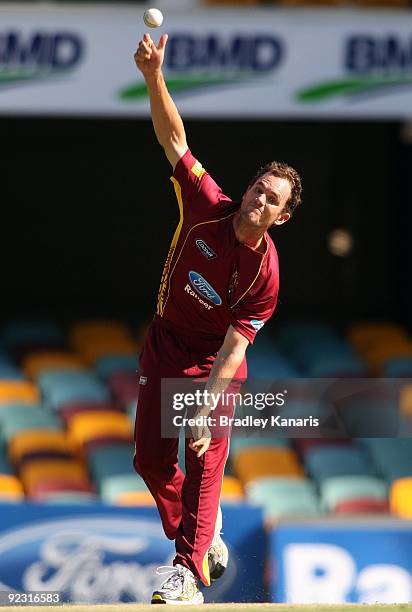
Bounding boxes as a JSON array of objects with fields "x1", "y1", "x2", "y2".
[{"x1": 274, "y1": 212, "x2": 291, "y2": 226}]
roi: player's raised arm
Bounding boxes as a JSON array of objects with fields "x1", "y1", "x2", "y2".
[{"x1": 134, "y1": 33, "x2": 187, "y2": 169}]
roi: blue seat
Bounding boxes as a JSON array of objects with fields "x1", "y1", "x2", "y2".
[
  {"x1": 305, "y1": 445, "x2": 374, "y2": 483},
  {"x1": 383, "y1": 357, "x2": 412, "y2": 377},
  {"x1": 2, "y1": 321, "x2": 63, "y2": 348},
  {"x1": 246, "y1": 476, "x2": 320, "y2": 518},
  {"x1": 88, "y1": 444, "x2": 136, "y2": 486},
  {"x1": 0, "y1": 364, "x2": 25, "y2": 380},
  {"x1": 95, "y1": 355, "x2": 138, "y2": 380}
]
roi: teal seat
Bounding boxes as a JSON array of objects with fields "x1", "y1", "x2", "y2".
[
  {"x1": 95, "y1": 355, "x2": 137, "y2": 380},
  {"x1": 320, "y1": 475, "x2": 387, "y2": 511},
  {"x1": 246, "y1": 476, "x2": 320, "y2": 519},
  {"x1": 361, "y1": 438, "x2": 412, "y2": 482},
  {"x1": 0, "y1": 364, "x2": 25, "y2": 380},
  {"x1": 41, "y1": 492, "x2": 98, "y2": 504},
  {"x1": 44, "y1": 383, "x2": 110, "y2": 412},
  {"x1": 0, "y1": 405, "x2": 60, "y2": 442},
  {"x1": 127, "y1": 399, "x2": 137, "y2": 421},
  {"x1": 229, "y1": 436, "x2": 290, "y2": 457},
  {"x1": 88, "y1": 444, "x2": 136, "y2": 486},
  {"x1": 37, "y1": 369, "x2": 99, "y2": 393},
  {"x1": 2, "y1": 321, "x2": 63, "y2": 348},
  {"x1": 305, "y1": 445, "x2": 374, "y2": 483},
  {"x1": 100, "y1": 474, "x2": 148, "y2": 503}
]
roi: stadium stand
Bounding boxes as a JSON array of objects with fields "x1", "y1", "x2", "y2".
[{"x1": 0, "y1": 318, "x2": 412, "y2": 520}]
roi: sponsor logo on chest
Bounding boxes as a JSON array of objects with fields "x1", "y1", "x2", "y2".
[
  {"x1": 188, "y1": 271, "x2": 222, "y2": 306},
  {"x1": 195, "y1": 239, "x2": 217, "y2": 260}
]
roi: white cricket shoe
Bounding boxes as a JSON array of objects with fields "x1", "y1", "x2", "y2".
[
  {"x1": 151, "y1": 564, "x2": 204, "y2": 605},
  {"x1": 208, "y1": 506, "x2": 229, "y2": 581}
]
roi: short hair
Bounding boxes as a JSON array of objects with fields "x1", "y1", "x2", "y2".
[{"x1": 247, "y1": 161, "x2": 303, "y2": 216}]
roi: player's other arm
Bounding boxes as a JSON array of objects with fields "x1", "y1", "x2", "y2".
[
  {"x1": 189, "y1": 326, "x2": 249, "y2": 457},
  {"x1": 134, "y1": 33, "x2": 187, "y2": 169}
]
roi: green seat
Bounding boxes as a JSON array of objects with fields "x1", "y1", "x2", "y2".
[
  {"x1": 229, "y1": 436, "x2": 290, "y2": 457},
  {"x1": 88, "y1": 444, "x2": 136, "y2": 486},
  {"x1": 0, "y1": 405, "x2": 60, "y2": 442},
  {"x1": 100, "y1": 474, "x2": 148, "y2": 503},
  {"x1": 41, "y1": 492, "x2": 97, "y2": 504},
  {"x1": 245, "y1": 476, "x2": 320, "y2": 519},
  {"x1": 321, "y1": 475, "x2": 387, "y2": 511}
]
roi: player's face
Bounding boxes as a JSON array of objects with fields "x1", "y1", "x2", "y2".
[{"x1": 241, "y1": 173, "x2": 292, "y2": 229}]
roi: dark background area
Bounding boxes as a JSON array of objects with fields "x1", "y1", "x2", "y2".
[{"x1": 1, "y1": 117, "x2": 410, "y2": 329}]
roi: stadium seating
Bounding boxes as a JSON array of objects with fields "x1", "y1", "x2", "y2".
[{"x1": 0, "y1": 316, "x2": 410, "y2": 521}]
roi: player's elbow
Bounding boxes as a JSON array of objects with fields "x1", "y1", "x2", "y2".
[{"x1": 163, "y1": 138, "x2": 188, "y2": 169}]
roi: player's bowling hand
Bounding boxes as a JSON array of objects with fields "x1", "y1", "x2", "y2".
[
  {"x1": 189, "y1": 425, "x2": 211, "y2": 458},
  {"x1": 134, "y1": 32, "x2": 168, "y2": 77}
]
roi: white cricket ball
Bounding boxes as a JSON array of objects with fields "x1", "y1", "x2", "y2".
[{"x1": 143, "y1": 8, "x2": 164, "y2": 28}]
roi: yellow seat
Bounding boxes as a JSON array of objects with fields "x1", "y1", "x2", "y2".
[
  {"x1": 348, "y1": 323, "x2": 408, "y2": 356},
  {"x1": 20, "y1": 459, "x2": 88, "y2": 492},
  {"x1": 23, "y1": 351, "x2": 85, "y2": 379},
  {"x1": 0, "y1": 474, "x2": 24, "y2": 499},
  {"x1": 70, "y1": 321, "x2": 132, "y2": 349},
  {"x1": 221, "y1": 475, "x2": 243, "y2": 501},
  {"x1": 78, "y1": 338, "x2": 140, "y2": 366},
  {"x1": 0, "y1": 381, "x2": 39, "y2": 404},
  {"x1": 114, "y1": 490, "x2": 156, "y2": 506},
  {"x1": 400, "y1": 385, "x2": 412, "y2": 419},
  {"x1": 8, "y1": 429, "x2": 72, "y2": 465},
  {"x1": 390, "y1": 477, "x2": 412, "y2": 518},
  {"x1": 364, "y1": 341, "x2": 412, "y2": 374},
  {"x1": 233, "y1": 447, "x2": 304, "y2": 485},
  {"x1": 67, "y1": 411, "x2": 133, "y2": 448}
]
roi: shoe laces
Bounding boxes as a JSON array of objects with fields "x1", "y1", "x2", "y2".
[{"x1": 156, "y1": 565, "x2": 193, "y2": 593}]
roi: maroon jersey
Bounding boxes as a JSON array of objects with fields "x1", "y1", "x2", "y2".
[{"x1": 156, "y1": 149, "x2": 279, "y2": 344}]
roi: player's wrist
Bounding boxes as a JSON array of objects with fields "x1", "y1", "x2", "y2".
[{"x1": 145, "y1": 68, "x2": 163, "y2": 83}]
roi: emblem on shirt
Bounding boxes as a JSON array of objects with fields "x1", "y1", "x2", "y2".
[
  {"x1": 191, "y1": 160, "x2": 205, "y2": 179},
  {"x1": 195, "y1": 239, "x2": 217, "y2": 260},
  {"x1": 188, "y1": 271, "x2": 222, "y2": 306},
  {"x1": 227, "y1": 269, "x2": 239, "y2": 305},
  {"x1": 251, "y1": 319, "x2": 265, "y2": 331}
]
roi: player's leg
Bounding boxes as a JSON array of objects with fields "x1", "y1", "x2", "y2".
[
  {"x1": 175, "y1": 434, "x2": 229, "y2": 585},
  {"x1": 133, "y1": 327, "x2": 185, "y2": 541},
  {"x1": 172, "y1": 370, "x2": 245, "y2": 587}
]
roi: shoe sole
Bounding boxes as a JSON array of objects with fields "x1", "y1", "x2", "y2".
[
  {"x1": 209, "y1": 538, "x2": 229, "y2": 581},
  {"x1": 151, "y1": 592, "x2": 204, "y2": 605}
]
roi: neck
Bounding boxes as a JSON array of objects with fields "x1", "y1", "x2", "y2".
[{"x1": 233, "y1": 212, "x2": 266, "y2": 251}]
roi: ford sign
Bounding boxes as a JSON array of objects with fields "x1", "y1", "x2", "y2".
[{"x1": 188, "y1": 271, "x2": 222, "y2": 306}]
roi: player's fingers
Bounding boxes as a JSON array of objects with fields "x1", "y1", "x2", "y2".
[
  {"x1": 158, "y1": 33, "x2": 168, "y2": 51},
  {"x1": 143, "y1": 32, "x2": 153, "y2": 46},
  {"x1": 140, "y1": 40, "x2": 151, "y2": 53},
  {"x1": 197, "y1": 440, "x2": 210, "y2": 458}
]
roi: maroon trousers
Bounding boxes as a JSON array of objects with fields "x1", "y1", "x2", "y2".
[{"x1": 133, "y1": 316, "x2": 246, "y2": 585}]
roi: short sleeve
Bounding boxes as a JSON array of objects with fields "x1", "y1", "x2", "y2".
[
  {"x1": 171, "y1": 149, "x2": 232, "y2": 219},
  {"x1": 230, "y1": 270, "x2": 279, "y2": 344}
]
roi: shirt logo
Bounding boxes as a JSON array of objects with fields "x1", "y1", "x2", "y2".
[
  {"x1": 139, "y1": 376, "x2": 147, "y2": 385},
  {"x1": 195, "y1": 239, "x2": 217, "y2": 260},
  {"x1": 251, "y1": 319, "x2": 264, "y2": 331},
  {"x1": 188, "y1": 271, "x2": 222, "y2": 306},
  {"x1": 191, "y1": 160, "x2": 205, "y2": 179}
]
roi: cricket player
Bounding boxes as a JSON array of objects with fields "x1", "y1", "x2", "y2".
[{"x1": 133, "y1": 32, "x2": 302, "y2": 605}]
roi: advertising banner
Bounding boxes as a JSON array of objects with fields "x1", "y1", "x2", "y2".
[
  {"x1": 0, "y1": 502, "x2": 265, "y2": 603},
  {"x1": 273, "y1": 519, "x2": 412, "y2": 604},
  {"x1": 0, "y1": 5, "x2": 412, "y2": 118}
]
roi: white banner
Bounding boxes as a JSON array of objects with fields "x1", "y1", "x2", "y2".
[{"x1": 0, "y1": 4, "x2": 412, "y2": 118}]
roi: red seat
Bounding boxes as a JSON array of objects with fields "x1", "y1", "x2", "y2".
[
  {"x1": 59, "y1": 401, "x2": 125, "y2": 424},
  {"x1": 334, "y1": 498, "x2": 389, "y2": 514},
  {"x1": 29, "y1": 479, "x2": 95, "y2": 501}
]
